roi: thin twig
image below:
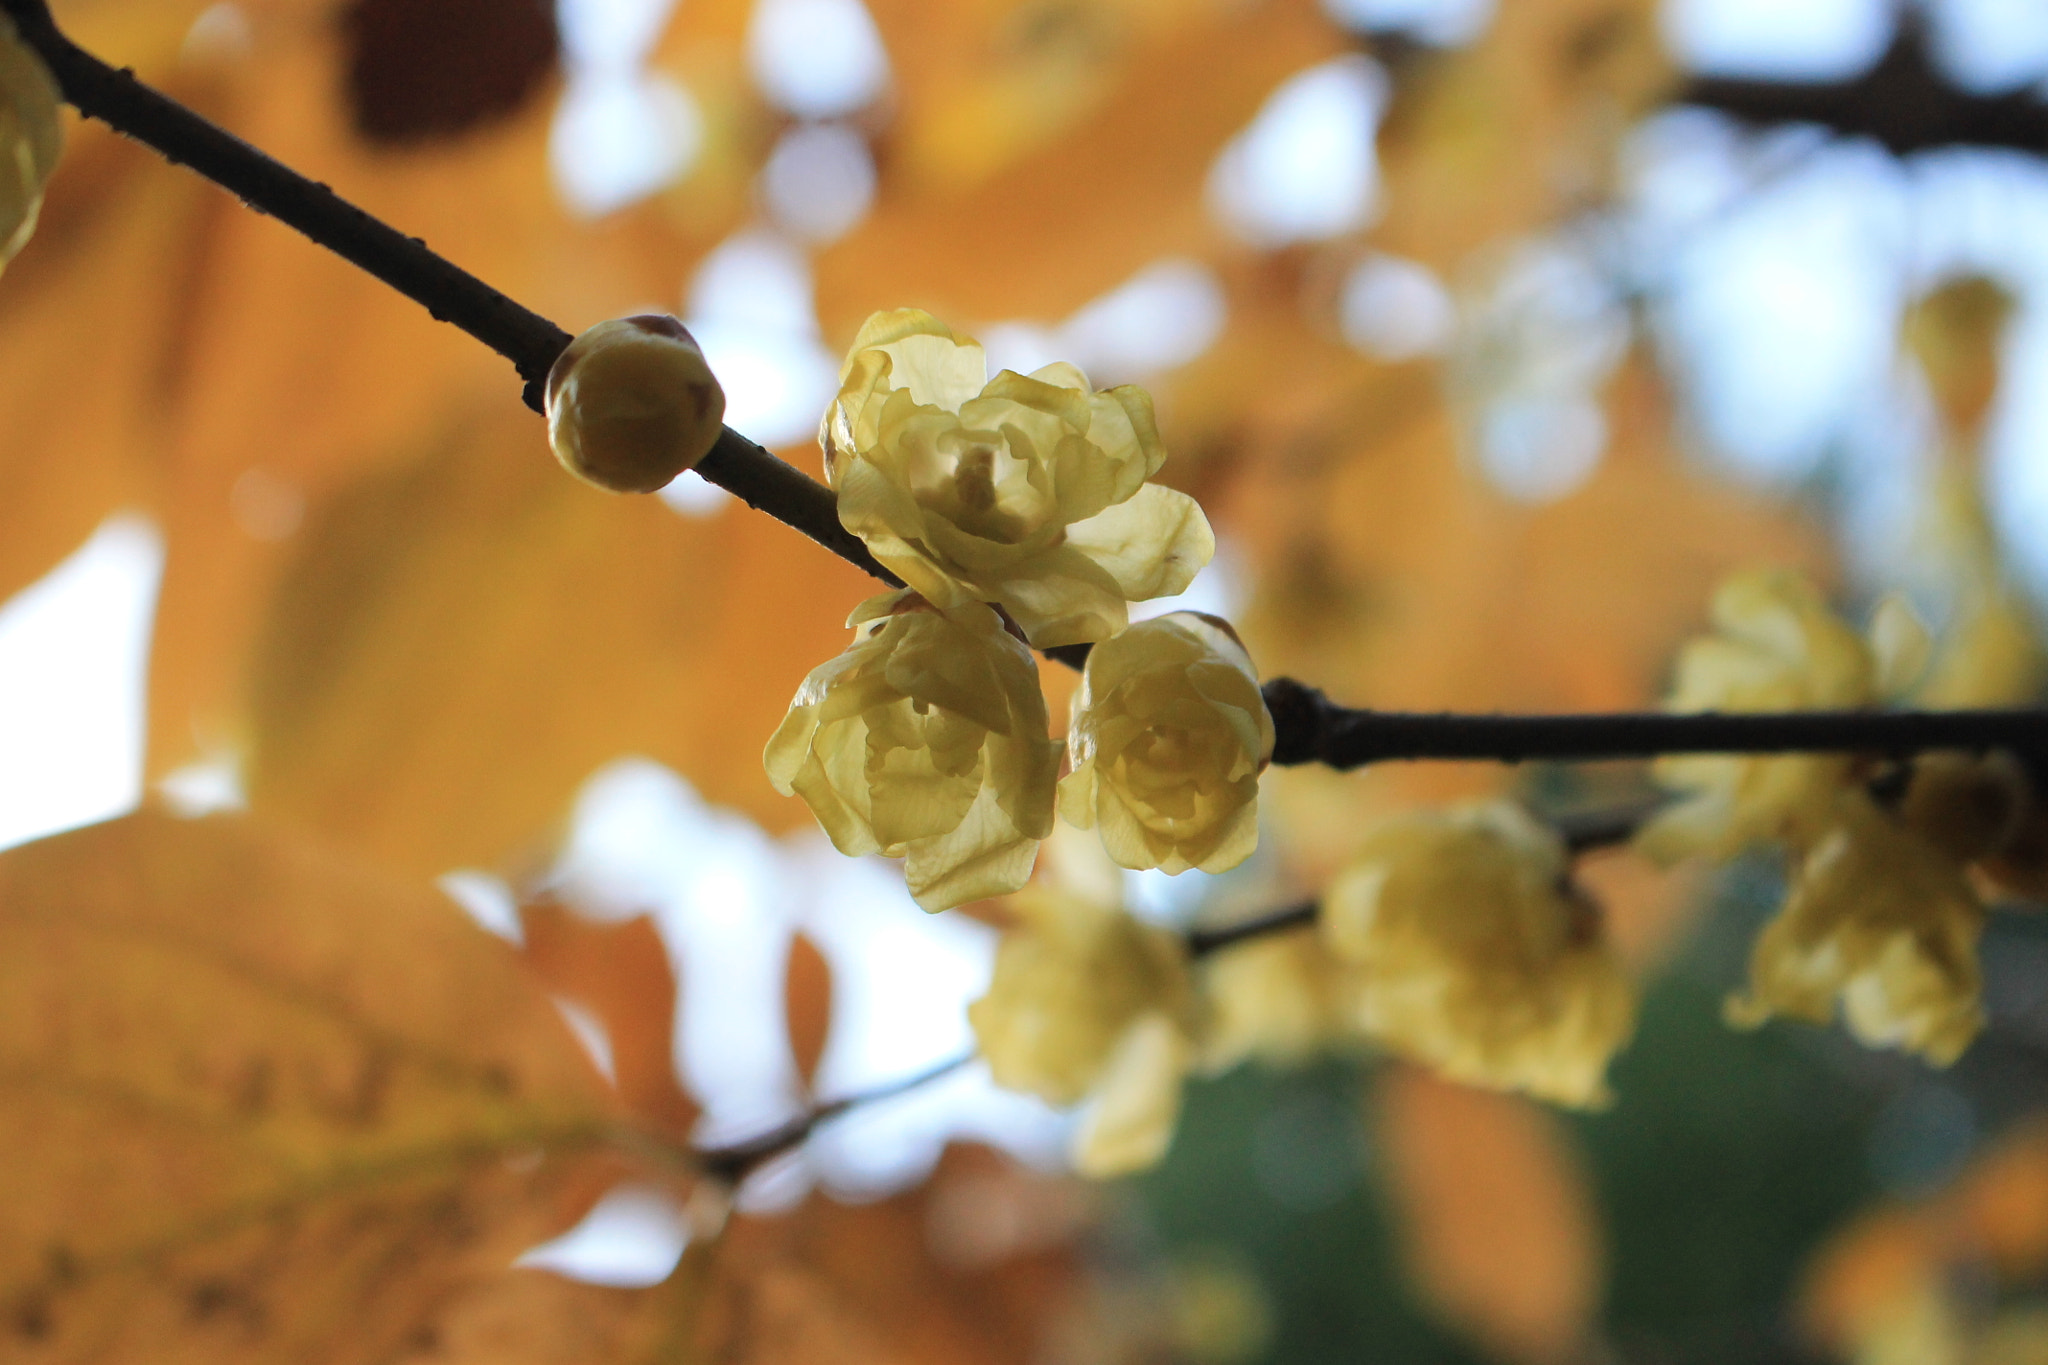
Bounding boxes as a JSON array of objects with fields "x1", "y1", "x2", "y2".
[
  {"x1": 692, "y1": 1052, "x2": 974, "y2": 1185},
  {"x1": 1186, "y1": 900, "x2": 1318, "y2": 958}
]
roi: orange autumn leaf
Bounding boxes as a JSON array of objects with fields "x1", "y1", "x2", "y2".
[
  {"x1": 0, "y1": 809, "x2": 686, "y2": 1363},
  {"x1": 1373, "y1": 1065, "x2": 1605, "y2": 1365},
  {"x1": 784, "y1": 929, "x2": 833, "y2": 1097},
  {"x1": 520, "y1": 896, "x2": 700, "y2": 1142}
]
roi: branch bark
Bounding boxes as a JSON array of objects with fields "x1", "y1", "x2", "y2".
[
  {"x1": 1680, "y1": 16, "x2": 2048, "y2": 157},
  {"x1": 1261, "y1": 678, "x2": 2048, "y2": 769}
]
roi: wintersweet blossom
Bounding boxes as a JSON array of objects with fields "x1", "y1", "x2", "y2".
[
  {"x1": 1640, "y1": 571, "x2": 1928, "y2": 860},
  {"x1": 1060, "y1": 613, "x2": 1275, "y2": 875},
  {"x1": 1320, "y1": 801, "x2": 1636, "y2": 1108},
  {"x1": 763, "y1": 590, "x2": 1060, "y2": 912},
  {"x1": 968, "y1": 871, "x2": 1199, "y2": 1177},
  {"x1": 1728, "y1": 791, "x2": 1985, "y2": 1065},
  {"x1": 1199, "y1": 932, "x2": 1360, "y2": 1072},
  {"x1": 821, "y1": 309, "x2": 1214, "y2": 648}
]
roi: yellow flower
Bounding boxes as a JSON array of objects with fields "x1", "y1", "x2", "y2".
[
  {"x1": 822, "y1": 309, "x2": 1214, "y2": 648},
  {"x1": 1640, "y1": 571, "x2": 1927, "y2": 859},
  {"x1": 967, "y1": 859, "x2": 1198, "y2": 1177},
  {"x1": 1059, "y1": 612, "x2": 1274, "y2": 875},
  {"x1": 545, "y1": 315, "x2": 726, "y2": 494},
  {"x1": 0, "y1": 15, "x2": 61, "y2": 268},
  {"x1": 1728, "y1": 791, "x2": 1984, "y2": 1065},
  {"x1": 764, "y1": 590, "x2": 1060, "y2": 912},
  {"x1": 1320, "y1": 801, "x2": 1636, "y2": 1107},
  {"x1": 1198, "y1": 931, "x2": 1359, "y2": 1071}
]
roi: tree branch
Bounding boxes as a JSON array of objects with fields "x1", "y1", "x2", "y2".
[
  {"x1": 1261, "y1": 678, "x2": 2047, "y2": 769},
  {"x1": 1679, "y1": 14, "x2": 2048, "y2": 157}
]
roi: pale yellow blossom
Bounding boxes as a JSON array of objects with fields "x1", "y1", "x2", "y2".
[
  {"x1": 1060, "y1": 612, "x2": 1275, "y2": 875},
  {"x1": 1320, "y1": 801, "x2": 1635, "y2": 1107},
  {"x1": 968, "y1": 859, "x2": 1198, "y2": 1177},
  {"x1": 1198, "y1": 931, "x2": 1359, "y2": 1071},
  {"x1": 0, "y1": 15, "x2": 60, "y2": 268},
  {"x1": 1729, "y1": 790, "x2": 1985, "y2": 1065},
  {"x1": 764, "y1": 590, "x2": 1060, "y2": 912},
  {"x1": 822, "y1": 309, "x2": 1214, "y2": 648},
  {"x1": 1641, "y1": 571, "x2": 1925, "y2": 859}
]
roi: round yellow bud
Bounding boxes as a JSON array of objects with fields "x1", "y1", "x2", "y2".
[
  {"x1": 0, "y1": 16, "x2": 62, "y2": 268},
  {"x1": 544, "y1": 315, "x2": 725, "y2": 494}
]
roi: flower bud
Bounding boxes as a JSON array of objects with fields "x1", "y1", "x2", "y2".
[
  {"x1": 0, "y1": 16, "x2": 62, "y2": 268},
  {"x1": 544, "y1": 315, "x2": 725, "y2": 493},
  {"x1": 1059, "y1": 613, "x2": 1274, "y2": 876},
  {"x1": 764, "y1": 590, "x2": 1061, "y2": 912},
  {"x1": 1728, "y1": 792, "x2": 1984, "y2": 1065},
  {"x1": 1320, "y1": 801, "x2": 1636, "y2": 1107}
]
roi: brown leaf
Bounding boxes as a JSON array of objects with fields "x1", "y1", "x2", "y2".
[
  {"x1": 784, "y1": 931, "x2": 833, "y2": 1096},
  {"x1": 690, "y1": 1145, "x2": 1081, "y2": 1365},
  {"x1": 1373, "y1": 1066, "x2": 1604, "y2": 1365},
  {"x1": 0, "y1": 809, "x2": 674, "y2": 1362},
  {"x1": 520, "y1": 897, "x2": 700, "y2": 1142}
]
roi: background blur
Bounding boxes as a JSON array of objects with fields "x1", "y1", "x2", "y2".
[{"x1": 7, "y1": 0, "x2": 2048, "y2": 1360}]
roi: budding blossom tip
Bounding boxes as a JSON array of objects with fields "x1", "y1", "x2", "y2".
[{"x1": 545, "y1": 315, "x2": 726, "y2": 494}]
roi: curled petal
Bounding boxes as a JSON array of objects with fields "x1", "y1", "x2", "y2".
[
  {"x1": 1727, "y1": 793, "x2": 1984, "y2": 1066},
  {"x1": 765, "y1": 593, "x2": 1060, "y2": 911},
  {"x1": 1072, "y1": 1013, "x2": 1192, "y2": 1178},
  {"x1": 822, "y1": 309, "x2": 1205, "y2": 646},
  {"x1": 1061, "y1": 614, "x2": 1273, "y2": 875}
]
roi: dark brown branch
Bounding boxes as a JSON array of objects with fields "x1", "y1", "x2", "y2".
[
  {"x1": 1680, "y1": 14, "x2": 2048, "y2": 157},
  {"x1": 694, "y1": 429, "x2": 902, "y2": 585},
  {"x1": 1262, "y1": 678, "x2": 2048, "y2": 769},
  {"x1": 1186, "y1": 900, "x2": 1317, "y2": 958},
  {"x1": 691, "y1": 1052, "x2": 972, "y2": 1184},
  {"x1": 1555, "y1": 798, "x2": 1666, "y2": 853}
]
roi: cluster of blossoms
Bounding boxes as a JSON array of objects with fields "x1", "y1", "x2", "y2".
[
  {"x1": 766, "y1": 310, "x2": 1273, "y2": 911},
  {"x1": 966, "y1": 798, "x2": 1639, "y2": 1176},
  {"x1": 1643, "y1": 569, "x2": 2045, "y2": 1066}
]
